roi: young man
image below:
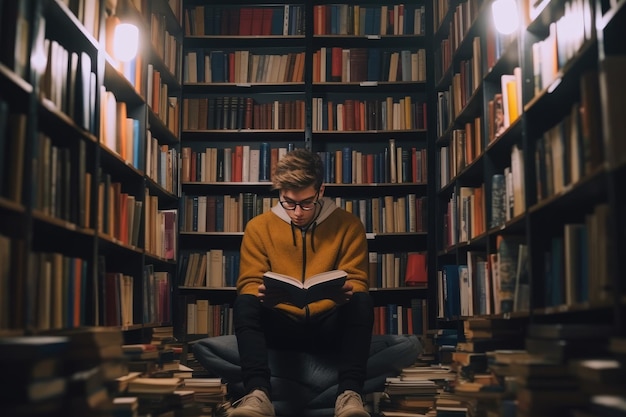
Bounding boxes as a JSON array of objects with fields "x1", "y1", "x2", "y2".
[{"x1": 230, "y1": 148, "x2": 374, "y2": 417}]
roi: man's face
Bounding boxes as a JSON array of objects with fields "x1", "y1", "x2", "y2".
[{"x1": 280, "y1": 185, "x2": 324, "y2": 228}]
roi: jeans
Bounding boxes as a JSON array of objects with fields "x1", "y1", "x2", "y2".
[{"x1": 233, "y1": 292, "x2": 374, "y2": 397}]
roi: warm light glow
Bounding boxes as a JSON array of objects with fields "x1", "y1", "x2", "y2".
[
  {"x1": 492, "y1": 0, "x2": 519, "y2": 35},
  {"x1": 113, "y1": 23, "x2": 139, "y2": 62}
]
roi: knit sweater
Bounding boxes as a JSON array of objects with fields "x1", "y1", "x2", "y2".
[{"x1": 237, "y1": 197, "x2": 369, "y2": 319}]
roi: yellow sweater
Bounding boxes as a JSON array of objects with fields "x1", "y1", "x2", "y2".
[{"x1": 237, "y1": 197, "x2": 369, "y2": 319}]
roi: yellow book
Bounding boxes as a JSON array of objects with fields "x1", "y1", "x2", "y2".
[{"x1": 506, "y1": 80, "x2": 519, "y2": 123}]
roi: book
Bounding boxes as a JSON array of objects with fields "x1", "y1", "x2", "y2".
[{"x1": 262, "y1": 269, "x2": 347, "y2": 308}]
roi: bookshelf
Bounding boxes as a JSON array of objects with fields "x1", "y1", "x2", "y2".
[
  {"x1": 433, "y1": 0, "x2": 626, "y2": 414},
  {"x1": 177, "y1": 0, "x2": 435, "y2": 340},
  {"x1": 0, "y1": 0, "x2": 181, "y2": 334}
]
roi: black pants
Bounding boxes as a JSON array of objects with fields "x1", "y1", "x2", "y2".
[{"x1": 233, "y1": 292, "x2": 374, "y2": 397}]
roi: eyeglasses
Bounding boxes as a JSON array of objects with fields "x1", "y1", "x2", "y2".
[{"x1": 280, "y1": 192, "x2": 320, "y2": 211}]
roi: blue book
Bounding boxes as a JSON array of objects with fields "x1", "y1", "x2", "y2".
[
  {"x1": 133, "y1": 119, "x2": 141, "y2": 169},
  {"x1": 331, "y1": 5, "x2": 339, "y2": 34},
  {"x1": 442, "y1": 264, "x2": 460, "y2": 318},
  {"x1": 386, "y1": 304, "x2": 398, "y2": 335},
  {"x1": 270, "y1": 7, "x2": 284, "y2": 35},
  {"x1": 323, "y1": 152, "x2": 332, "y2": 183},
  {"x1": 210, "y1": 51, "x2": 225, "y2": 82},
  {"x1": 259, "y1": 142, "x2": 271, "y2": 181},
  {"x1": 342, "y1": 147, "x2": 352, "y2": 184},
  {"x1": 373, "y1": 8, "x2": 381, "y2": 34},
  {"x1": 364, "y1": 7, "x2": 374, "y2": 34},
  {"x1": 367, "y1": 48, "x2": 381, "y2": 81}
]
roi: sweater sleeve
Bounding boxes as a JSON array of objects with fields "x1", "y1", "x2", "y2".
[
  {"x1": 336, "y1": 216, "x2": 369, "y2": 293},
  {"x1": 236, "y1": 219, "x2": 269, "y2": 296}
]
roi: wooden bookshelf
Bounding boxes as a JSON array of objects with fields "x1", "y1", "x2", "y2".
[{"x1": 177, "y1": 0, "x2": 435, "y2": 339}]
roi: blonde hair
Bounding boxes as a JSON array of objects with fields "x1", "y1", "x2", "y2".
[{"x1": 271, "y1": 148, "x2": 324, "y2": 191}]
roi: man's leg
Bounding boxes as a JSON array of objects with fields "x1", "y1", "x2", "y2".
[{"x1": 336, "y1": 291, "x2": 374, "y2": 395}]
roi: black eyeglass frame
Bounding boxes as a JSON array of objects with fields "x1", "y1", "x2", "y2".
[{"x1": 279, "y1": 191, "x2": 320, "y2": 211}]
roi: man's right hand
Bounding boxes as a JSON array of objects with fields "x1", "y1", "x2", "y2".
[{"x1": 257, "y1": 284, "x2": 290, "y2": 307}]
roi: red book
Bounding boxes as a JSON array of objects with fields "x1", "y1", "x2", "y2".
[
  {"x1": 411, "y1": 147, "x2": 418, "y2": 183},
  {"x1": 261, "y1": 8, "x2": 273, "y2": 35},
  {"x1": 228, "y1": 53, "x2": 236, "y2": 83},
  {"x1": 344, "y1": 100, "x2": 355, "y2": 131},
  {"x1": 244, "y1": 97, "x2": 254, "y2": 129},
  {"x1": 251, "y1": 8, "x2": 263, "y2": 36},
  {"x1": 331, "y1": 47, "x2": 342, "y2": 82},
  {"x1": 239, "y1": 8, "x2": 253, "y2": 35},
  {"x1": 366, "y1": 154, "x2": 374, "y2": 184},
  {"x1": 405, "y1": 252, "x2": 427, "y2": 285},
  {"x1": 270, "y1": 148, "x2": 279, "y2": 178},
  {"x1": 314, "y1": 5, "x2": 325, "y2": 35},
  {"x1": 233, "y1": 145, "x2": 243, "y2": 182}
]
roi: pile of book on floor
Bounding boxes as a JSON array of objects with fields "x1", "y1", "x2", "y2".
[
  {"x1": 0, "y1": 327, "x2": 133, "y2": 417},
  {"x1": 378, "y1": 363, "x2": 455, "y2": 417},
  {"x1": 0, "y1": 334, "x2": 70, "y2": 417},
  {"x1": 520, "y1": 322, "x2": 626, "y2": 417}
]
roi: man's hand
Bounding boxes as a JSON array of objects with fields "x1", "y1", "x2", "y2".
[
  {"x1": 257, "y1": 283, "x2": 291, "y2": 308},
  {"x1": 329, "y1": 282, "x2": 354, "y2": 306}
]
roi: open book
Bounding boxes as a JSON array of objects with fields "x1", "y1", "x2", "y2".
[{"x1": 263, "y1": 269, "x2": 347, "y2": 308}]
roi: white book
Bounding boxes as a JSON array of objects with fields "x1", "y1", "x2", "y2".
[
  {"x1": 241, "y1": 145, "x2": 250, "y2": 182},
  {"x1": 249, "y1": 149, "x2": 260, "y2": 182}
]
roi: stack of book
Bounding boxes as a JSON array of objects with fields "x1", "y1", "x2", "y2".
[
  {"x1": 379, "y1": 364, "x2": 455, "y2": 416},
  {"x1": 0, "y1": 336, "x2": 69, "y2": 416},
  {"x1": 568, "y1": 336, "x2": 626, "y2": 417},
  {"x1": 511, "y1": 323, "x2": 615, "y2": 417}
]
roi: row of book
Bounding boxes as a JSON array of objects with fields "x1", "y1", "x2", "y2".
[
  {"x1": 530, "y1": 0, "x2": 594, "y2": 96},
  {"x1": 438, "y1": 234, "x2": 528, "y2": 319},
  {"x1": 41, "y1": 38, "x2": 97, "y2": 135},
  {"x1": 319, "y1": 145, "x2": 428, "y2": 185},
  {"x1": 181, "y1": 143, "x2": 292, "y2": 184},
  {"x1": 180, "y1": 142, "x2": 426, "y2": 186},
  {"x1": 312, "y1": 47, "x2": 427, "y2": 83},
  {"x1": 33, "y1": 134, "x2": 91, "y2": 229},
  {"x1": 180, "y1": 249, "x2": 240, "y2": 289},
  {"x1": 179, "y1": 193, "x2": 428, "y2": 235},
  {"x1": 100, "y1": 92, "x2": 142, "y2": 169},
  {"x1": 146, "y1": 64, "x2": 180, "y2": 133},
  {"x1": 149, "y1": 12, "x2": 182, "y2": 80},
  {"x1": 184, "y1": 5, "x2": 305, "y2": 36},
  {"x1": 440, "y1": 146, "x2": 524, "y2": 244},
  {"x1": 142, "y1": 266, "x2": 173, "y2": 326},
  {"x1": 143, "y1": 195, "x2": 177, "y2": 261},
  {"x1": 542, "y1": 204, "x2": 613, "y2": 308},
  {"x1": 373, "y1": 299, "x2": 429, "y2": 336},
  {"x1": 535, "y1": 96, "x2": 603, "y2": 201},
  {"x1": 311, "y1": 96, "x2": 428, "y2": 131},
  {"x1": 183, "y1": 96, "x2": 306, "y2": 131},
  {"x1": 185, "y1": 299, "x2": 234, "y2": 337},
  {"x1": 433, "y1": 0, "x2": 481, "y2": 82},
  {"x1": 97, "y1": 174, "x2": 143, "y2": 247},
  {"x1": 184, "y1": 50, "x2": 305, "y2": 84},
  {"x1": 145, "y1": 134, "x2": 180, "y2": 196},
  {"x1": 313, "y1": 4, "x2": 426, "y2": 36}
]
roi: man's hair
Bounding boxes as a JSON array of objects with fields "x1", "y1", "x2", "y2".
[{"x1": 271, "y1": 148, "x2": 324, "y2": 191}]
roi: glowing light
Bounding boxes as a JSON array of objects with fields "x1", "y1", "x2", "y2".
[
  {"x1": 113, "y1": 23, "x2": 139, "y2": 62},
  {"x1": 492, "y1": 0, "x2": 520, "y2": 35}
]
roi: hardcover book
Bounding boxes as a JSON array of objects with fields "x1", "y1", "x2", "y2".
[{"x1": 263, "y1": 269, "x2": 347, "y2": 308}]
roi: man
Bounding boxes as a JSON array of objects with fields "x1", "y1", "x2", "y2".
[{"x1": 230, "y1": 148, "x2": 374, "y2": 417}]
